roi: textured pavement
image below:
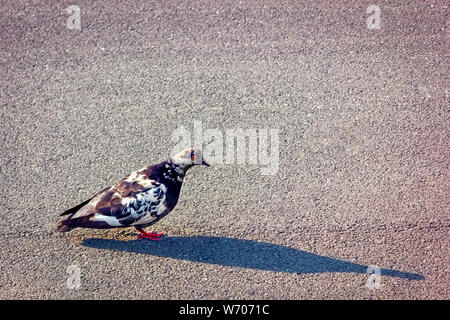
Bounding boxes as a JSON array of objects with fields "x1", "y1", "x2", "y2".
[{"x1": 0, "y1": 0, "x2": 449, "y2": 299}]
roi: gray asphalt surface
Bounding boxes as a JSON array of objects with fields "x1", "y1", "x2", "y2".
[{"x1": 1, "y1": 0, "x2": 449, "y2": 299}]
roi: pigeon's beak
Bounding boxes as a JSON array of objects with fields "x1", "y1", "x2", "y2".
[{"x1": 201, "y1": 159, "x2": 210, "y2": 167}]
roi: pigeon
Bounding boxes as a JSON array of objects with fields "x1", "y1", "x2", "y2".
[{"x1": 56, "y1": 148, "x2": 210, "y2": 240}]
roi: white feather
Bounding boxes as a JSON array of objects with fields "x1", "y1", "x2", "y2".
[{"x1": 92, "y1": 213, "x2": 122, "y2": 227}]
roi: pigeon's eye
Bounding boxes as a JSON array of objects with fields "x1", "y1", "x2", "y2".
[{"x1": 191, "y1": 154, "x2": 195, "y2": 160}]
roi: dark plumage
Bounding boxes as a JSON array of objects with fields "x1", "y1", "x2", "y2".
[{"x1": 56, "y1": 148, "x2": 210, "y2": 240}]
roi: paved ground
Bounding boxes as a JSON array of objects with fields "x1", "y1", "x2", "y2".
[{"x1": 0, "y1": 0, "x2": 448, "y2": 299}]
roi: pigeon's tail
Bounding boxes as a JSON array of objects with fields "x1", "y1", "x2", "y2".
[
  {"x1": 56, "y1": 216, "x2": 91, "y2": 232},
  {"x1": 56, "y1": 213, "x2": 111, "y2": 232},
  {"x1": 56, "y1": 218, "x2": 76, "y2": 232}
]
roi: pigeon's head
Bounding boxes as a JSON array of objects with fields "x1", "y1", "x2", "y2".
[{"x1": 170, "y1": 148, "x2": 210, "y2": 169}]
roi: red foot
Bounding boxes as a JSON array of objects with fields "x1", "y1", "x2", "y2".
[{"x1": 137, "y1": 230, "x2": 165, "y2": 241}]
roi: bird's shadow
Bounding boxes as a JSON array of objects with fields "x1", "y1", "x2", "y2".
[{"x1": 82, "y1": 235, "x2": 424, "y2": 280}]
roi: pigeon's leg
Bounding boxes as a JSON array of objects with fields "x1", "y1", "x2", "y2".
[{"x1": 135, "y1": 228, "x2": 165, "y2": 241}]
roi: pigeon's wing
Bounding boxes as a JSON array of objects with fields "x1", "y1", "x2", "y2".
[
  {"x1": 90, "y1": 175, "x2": 167, "y2": 227},
  {"x1": 57, "y1": 169, "x2": 167, "y2": 231},
  {"x1": 60, "y1": 187, "x2": 110, "y2": 216}
]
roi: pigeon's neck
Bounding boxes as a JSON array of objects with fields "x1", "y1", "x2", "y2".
[{"x1": 161, "y1": 161, "x2": 189, "y2": 183}]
